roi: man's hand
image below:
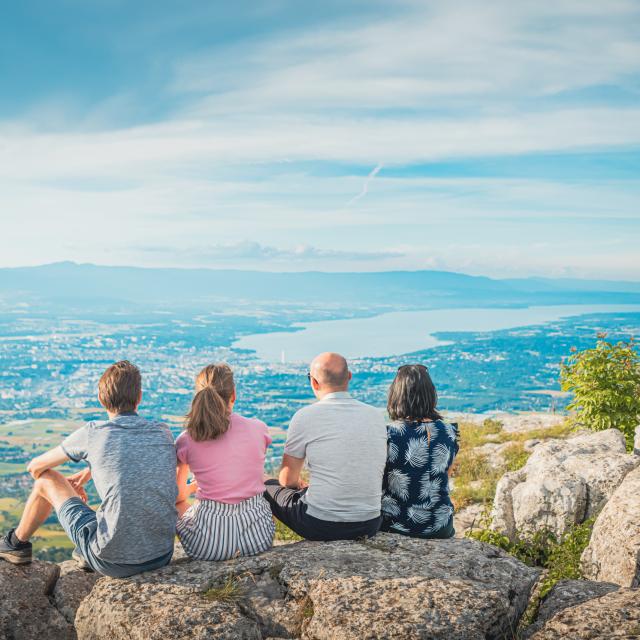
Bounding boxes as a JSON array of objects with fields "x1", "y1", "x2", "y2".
[{"x1": 67, "y1": 468, "x2": 92, "y2": 502}]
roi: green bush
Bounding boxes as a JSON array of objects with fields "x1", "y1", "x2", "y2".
[{"x1": 561, "y1": 334, "x2": 640, "y2": 451}]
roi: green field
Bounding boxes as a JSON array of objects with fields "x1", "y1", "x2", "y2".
[{"x1": 0, "y1": 462, "x2": 27, "y2": 476}]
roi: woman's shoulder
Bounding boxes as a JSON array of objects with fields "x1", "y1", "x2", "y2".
[
  {"x1": 233, "y1": 413, "x2": 268, "y2": 431},
  {"x1": 434, "y1": 419, "x2": 459, "y2": 442}
]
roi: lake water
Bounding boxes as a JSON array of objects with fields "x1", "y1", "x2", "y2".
[{"x1": 233, "y1": 304, "x2": 640, "y2": 363}]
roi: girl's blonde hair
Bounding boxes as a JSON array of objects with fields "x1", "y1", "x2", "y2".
[{"x1": 185, "y1": 363, "x2": 235, "y2": 441}]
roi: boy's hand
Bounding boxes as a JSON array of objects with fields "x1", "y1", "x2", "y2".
[
  {"x1": 67, "y1": 468, "x2": 92, "y2": 486},
  {"x1": 68, "y1": 468, "x2": 92, "y2": 502}
]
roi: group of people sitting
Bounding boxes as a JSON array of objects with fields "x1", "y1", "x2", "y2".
[{"x1": 0, "y1": 353, "x2": 459, "y2": 578}]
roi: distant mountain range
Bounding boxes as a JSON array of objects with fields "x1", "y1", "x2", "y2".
[{"x1": 1, "y1": 262, "x2": 639, "y2": 311}]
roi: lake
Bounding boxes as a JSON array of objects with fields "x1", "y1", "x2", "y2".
[{"x1": 233, "y1": 304, "x2": 640, "y2": 363}]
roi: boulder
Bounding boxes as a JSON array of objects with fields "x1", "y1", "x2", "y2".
[
  {"x1": 53, "y1": 561, "x2": 100, "y2": 625},
  {"x1": 453, "y1": 503, "x2": 484, "y2": 538},
  {"x1": 526, "y1": 587, "x2": 640, "y2": 639},
  {"x1": 635, "y1": 424, "x2": 640, "y2": 455},
  {"x1": 0, "y1": 559, "x2": 74, "y2": 640},
  {"x1": 492, "y1": 429, "x2": 639, "y2": 540},
  {"x1": 75, "y1": 534, "x2": 540, "y2": 640},
  {"x1": 581, "y1": 464, "x2": 640, "y2": 587},
  {"x1": 523, "y1": 579, "x2": 619, "y2": 638}
]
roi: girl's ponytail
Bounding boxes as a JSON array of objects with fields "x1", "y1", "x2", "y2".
[{"x1": 185, "y1": 363, "x2": 235, "y2": 441}]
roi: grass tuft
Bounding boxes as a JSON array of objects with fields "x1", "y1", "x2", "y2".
[
  {"x1": 203, "y1": 574, "x2": 245, "y2": 603},
  {"x1": 274, "y1": 519, "x2": 303, "y2": 542}
]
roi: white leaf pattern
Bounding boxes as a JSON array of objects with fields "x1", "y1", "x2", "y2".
[
  {"x1": 407, "y1": 502, "x2": 433, "y2": 524},
  {"x1": 387, "y1": 441, "x2": 399, "y2": 463},
  {"x1": 429, "y1": 504, "x2": 454, "y2": 532},
  {"x1": 388, "y1": 421, "x2": 406, "y2": 436},
  {"x1": 387, "y1": 469, "x2": 410, "y2": 500},
  {"x1": 381, "y1": 494, "x2": 401, "y2": 517},
  {"x1": 430, "y1": 443, "x2": 451, "y2": 475},
  {"x1": 404, "y1": 436, "x2": 429, "y2": 467},
  {"x1": 444, "y1": 422, "x2": 458, "y2": 443},
  {"x1": 414, "y1": 422, "x2": 435, "y2": 440},
  {"x1": 418, "y1": 475, "x2": 442, "y2": 502},
  {"x1": 390, "y1": 522, "x2": 410, "y2": 533}
]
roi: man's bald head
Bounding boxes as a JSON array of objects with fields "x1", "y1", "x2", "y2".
[{"x1": 309, "y1": 352, "x2": 351, "y2": 392}]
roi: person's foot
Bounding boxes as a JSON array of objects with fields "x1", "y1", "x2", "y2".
[
  {"x1": 0, "y1": 529, "x2": 32, "y2": 565},
  {"x1": 71, "y1": 548, "x2": 94, "y2": 572}
]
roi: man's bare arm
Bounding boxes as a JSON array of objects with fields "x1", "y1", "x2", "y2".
[{"x1": 279, "y1": 454, "x2": 306, "y2": 489}]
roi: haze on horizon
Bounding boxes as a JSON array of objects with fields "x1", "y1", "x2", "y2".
[{"x1": 1, "y1": 1, "x2": 639, "y2": 279}]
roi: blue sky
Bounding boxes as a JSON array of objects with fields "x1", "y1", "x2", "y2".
[{"x1": 1, "y1": 1, "x2": 639, "y2": 278}]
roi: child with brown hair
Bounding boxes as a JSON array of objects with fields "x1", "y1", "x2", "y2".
[
  {"x1": 0, "y1": 360, "x2": 177, "y2": 577},
  {"x1": 175, "y1": 363, "x2": 274, "y2": 560}
]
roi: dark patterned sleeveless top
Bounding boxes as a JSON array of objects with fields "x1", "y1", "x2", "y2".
[{"x1": 380, "y1": 419, "x2": 459, "y2": 538}]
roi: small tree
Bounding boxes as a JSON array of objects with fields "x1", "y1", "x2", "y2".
[{"x1": 560, "y1": 334, "x2": 640, "y2": 451}]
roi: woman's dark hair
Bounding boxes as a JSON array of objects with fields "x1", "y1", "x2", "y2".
[{"x1": 387, "y1": 364, "x2": 443, "y2": 422}]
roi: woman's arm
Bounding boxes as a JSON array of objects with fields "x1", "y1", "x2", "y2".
[{"x1": 176, "y1": 461, "x2": 195, "y2": 503}]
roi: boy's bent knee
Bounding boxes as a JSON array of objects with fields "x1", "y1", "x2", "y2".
[{"x1": 34, "y1": 470, "x2": 79, "y2": 510}]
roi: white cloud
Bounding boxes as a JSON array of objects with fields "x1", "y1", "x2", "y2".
[{"x1": 0, "y1": 1, "x2": 639, "y2": 278}]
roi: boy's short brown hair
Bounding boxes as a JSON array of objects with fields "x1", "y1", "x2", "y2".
[{"x1": 98, "y1": 360, "x2": 141, "y2": 413}]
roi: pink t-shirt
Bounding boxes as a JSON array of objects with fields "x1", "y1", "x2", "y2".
[{"x1": 175, "y1": 413, "x2": 272, "y2": 504}]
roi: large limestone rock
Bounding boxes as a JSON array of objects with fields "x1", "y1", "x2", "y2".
[
  {"x1": 523, "y1": 579, "x2": 619, "y2": 638},
  {"x1": 0, "y1": 559, "x2": 74, "y2": 640},
  {"x1": 526, "y1": 587, "x2": 640, "y2": 639},
  {"x1": 581, "y1": 464, "x2": 640, "y2": 587},
  {"x1": 53, "y1": 561, "x2": 100, "y2": 625},
  {"x1": 492, "y1": 429, "x2": 639, "y2": 540},
  {"x1": 75, "y1": 534, "x2": 540, "y2": 640}
]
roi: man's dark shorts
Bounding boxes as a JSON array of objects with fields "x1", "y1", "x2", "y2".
[
  {"x1": 264, "y1": 479, "x2": 381, "y2": 541},
  {"x1": 57, "y1": 497, "x2": 172, "y2": 578}
]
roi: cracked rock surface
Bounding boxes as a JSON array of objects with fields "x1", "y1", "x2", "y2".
[
  {"x1": 74, "y1": 534, "x2": 539, "y2": 640},
  {"x1": 0, "y1": 559, "x2": 73, "y2": 640}
]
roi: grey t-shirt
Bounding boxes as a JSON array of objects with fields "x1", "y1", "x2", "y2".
[
  {"x1": 284, "y1": 391, "x2": 387, "y2": 522},
  {"x1": 61, "y1": 413, "x2": 177, "y2": 564}
]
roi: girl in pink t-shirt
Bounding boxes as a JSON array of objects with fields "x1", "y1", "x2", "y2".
[{"x1": 175, "y1": 363, "x2": 274, "y2": 560}]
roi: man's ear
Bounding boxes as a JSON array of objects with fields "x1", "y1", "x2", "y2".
[
  {"x1": 348, "y1": 371, "x2": 353, "y2": 381},
  {"x1": 136, "y1": 390, "x2": 143, "y2": 408}
]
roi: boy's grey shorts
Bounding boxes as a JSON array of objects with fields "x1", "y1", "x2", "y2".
[{"x1": 57, "y1": 497, "x2": 172, "y2": 578}]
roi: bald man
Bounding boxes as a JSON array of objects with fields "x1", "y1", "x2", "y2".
[{"x1": 264, "y1": 352, "x2": 387, "y2": 540}]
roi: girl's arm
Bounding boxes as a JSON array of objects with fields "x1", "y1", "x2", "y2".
[{"x1": 176, "y1": 461, "x2": 195, "y2": 503}]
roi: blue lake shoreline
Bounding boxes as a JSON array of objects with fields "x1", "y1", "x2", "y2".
[{"x1": 233, "y1": 304, "x2": 640, "y2": 363}]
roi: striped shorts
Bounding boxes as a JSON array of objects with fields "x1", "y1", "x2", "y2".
[{"x1": 177, "y1": 494, "x2": 275, "y2": 561}]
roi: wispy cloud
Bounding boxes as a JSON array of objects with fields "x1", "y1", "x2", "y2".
[
  {"x1": 135, "y1": 242, "x2": 404, "y2": 267},
  {"x1": 348, "y1": 164, "x2": 383, "y2": 206}
]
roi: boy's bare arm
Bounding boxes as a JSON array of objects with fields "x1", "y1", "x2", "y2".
[{"x1": 26, "y1": 445, "x2": 70, "y2": 479}]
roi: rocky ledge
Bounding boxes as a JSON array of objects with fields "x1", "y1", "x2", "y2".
[{"x1": 3, "y1": 533, "x2": 639, "y2": 640}]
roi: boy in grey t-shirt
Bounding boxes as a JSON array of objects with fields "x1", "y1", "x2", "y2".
[{"x1": 0, "y1": 361, "x2": 177, "y2": 577}]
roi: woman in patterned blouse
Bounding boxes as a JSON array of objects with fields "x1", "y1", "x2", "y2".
[{"x1": 380, "y1": 364, "x2": 459, "y2": 539}]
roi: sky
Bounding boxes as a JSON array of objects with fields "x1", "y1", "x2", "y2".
[{"x1": 0, "y1": 0, "x2": 639, "y2": 279}]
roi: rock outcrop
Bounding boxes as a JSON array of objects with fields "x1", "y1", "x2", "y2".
[
  {"x1": 72, "y1": 535, "x2": 539, "y2": 640},
  {"x1": 526, "y1": 587, "x2": 640, "y2": 639},
  {"x1": 0, "y1": 560, "x2": 73, "y2": 640},
  {"x1": 53, "y1": 561, "x2": 100, "y2": 626},
  {"x1": 581, "y1": 464, "x2": 640, "y2": 587},
  {"x1": 523, "y1": 579, "x2": 619, "y2": 638},
  {"x1": 491, "y1": 429, "x2": 639, "y2": 540}
]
